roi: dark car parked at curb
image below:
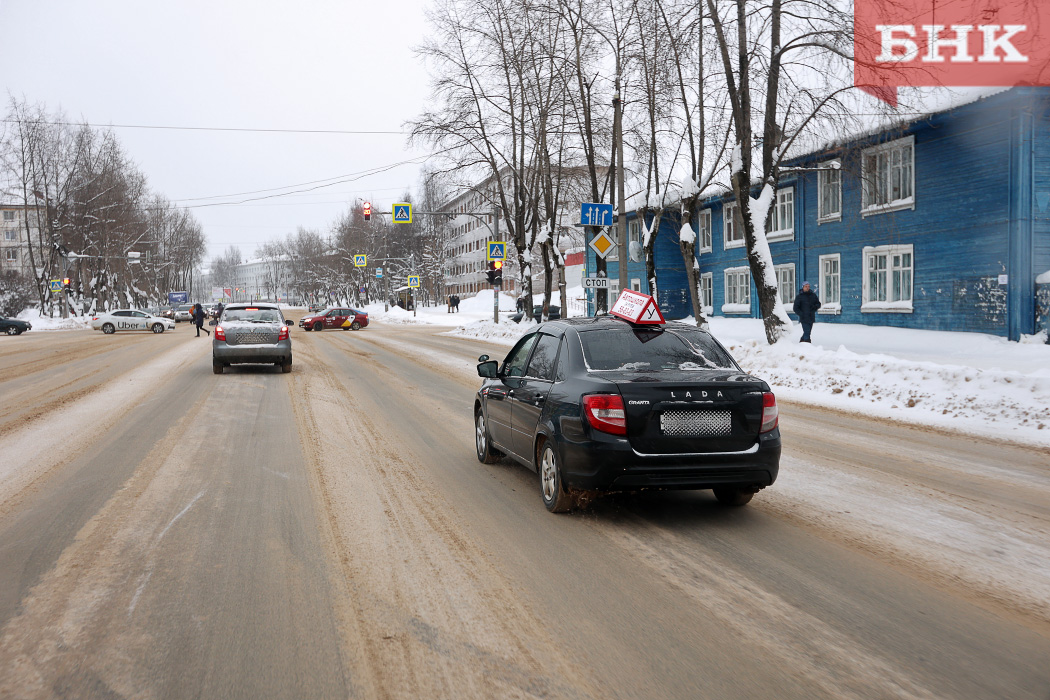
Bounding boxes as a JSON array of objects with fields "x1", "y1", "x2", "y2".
[
  {"x1": 0, "y1": 317, "x2": 31, "y2": 335},
  {"x1": 510, "y1": 305, "x2": 561, "y2": 324},
  {"x1": 213, "y1": 303, "x2": 293, "y2": 374},
  {"x1": 474, "y1": 316, "x2": 781, "y2": 512}
]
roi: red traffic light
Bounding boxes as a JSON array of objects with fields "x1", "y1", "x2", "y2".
[
  {"x1": 493, "y1": 260, "x2": 503, "y2": 269},
  {"x1": 363, "y1": 201, "x2": 372, "y2": 221}
]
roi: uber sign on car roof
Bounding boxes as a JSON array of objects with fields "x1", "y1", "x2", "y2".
[{"x1": 474, "y1": 290, "x2": 781, "y2": 513}]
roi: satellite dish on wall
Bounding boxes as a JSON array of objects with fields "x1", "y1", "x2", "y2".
[{"x1": 629, "y1": 240, "x2": 643, "y2": 262}]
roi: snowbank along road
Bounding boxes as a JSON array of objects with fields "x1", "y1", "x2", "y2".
[{"x1": 0, "y1": 320, "x2": 1047, "y2": 700}]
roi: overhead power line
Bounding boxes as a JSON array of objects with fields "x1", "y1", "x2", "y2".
[{"x1": 0, "y1": 118, "x2": 404, "y2": 135}]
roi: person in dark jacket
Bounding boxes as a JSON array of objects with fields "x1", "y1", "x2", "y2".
[
  {"x1": 192, "y1": 303, "x2": 210, "y2": 337},
  {"x1": 792, "y1": 281, "x2": 821, "y2": 343}
]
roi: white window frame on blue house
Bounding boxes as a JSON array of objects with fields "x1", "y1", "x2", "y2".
[
  {"x1": 724, "y1": 202, "x2": 744, "y2": 249},
  {"x1": 818, "y1": 253, "x2": 841, "y2": 314},
  {"x1": 723, "y1": 266, "x2": 750, "y2": 314},
  {"x1": 775, "y1": 263, "x2": 795, "y2": 306},
  {"x1": 630, "y1": 278, "x2": 641, "y2": 292},
  {"x1": 818, "y1": 164, "x2": 842, "y2": 223},
  {"x1": 700, "y1": 272, "x2": 713, "y2": 315},
  {"x1": 861, "y1": 135, "x2": 915, "y2": 216},
  {"x1": 862, "y1": 244, "x2": 913, "y2": 312},
  {"x1": 766, "y1": 187, "x2": 795, "y2": 242},
  {"x1": 628, "y1": 218, "x2": 641, "y2": 245},
  {"x1": 698, "y1": 209, "x2": 712, "y2": 253}
]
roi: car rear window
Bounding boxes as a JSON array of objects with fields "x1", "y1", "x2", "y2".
[
  {"x1": 579, "y1": 326, "x2": 737, "y2": 371},
  {"x1": 223, "y1": 308, "x2": 282, "y2": 323}
]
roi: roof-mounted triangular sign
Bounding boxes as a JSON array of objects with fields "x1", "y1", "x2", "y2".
[{"x1": 609, "y1": 289, "x2": 665, "y2": 325}]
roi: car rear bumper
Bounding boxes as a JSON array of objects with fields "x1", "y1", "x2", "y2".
[
  {"x1": 558, "y1": 431, "x2": 781, "y2": 491},
  {"x1": 213, "y1": 341, "x2": 292, "y2": 364}
]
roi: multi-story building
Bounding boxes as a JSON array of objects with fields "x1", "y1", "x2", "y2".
[
  {"x1": 593, "y1": 87, "x2": 1050, "y2": 340},
  {"x1": 0, "y1": 204, "x2": 41, "y2": 277},
  {"x1": 441, "y1": 183, "x2": 514, "y2": 298}
]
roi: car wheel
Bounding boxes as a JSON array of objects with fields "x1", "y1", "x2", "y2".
[
  {"x1": 281, "y1": 360, "x2": 292, "y2": 373},
  {"x1": 351, "y1": 321, "x2": 361, "y2": 330},
  {"x1": 313, "y1": 322, "x2": 322, "y2": 332},
  {"x1": 342, "y1": 326, "x2": 350, "y2": 331},
  {"x1": 102, "y1": 323, "x2": 115, "y2": 334},
  {"x1": 713, "y1": 487, "x2": 755, "y2": 506},
  {"x1": 5, "y1": 327, "x2": 18, "y2": 335},
  {"x1": 152, "y1": 323, "x2": 164, "y2": 333},
  {"x1": 539, "y1": 442, "x2": 572, "y2": 513},
  {"x1": 212, "y1": 359, "x2": 223, "y2": 374},
  {"x1": 475, "y1": 410, "x2": 502, "y2": 464}
]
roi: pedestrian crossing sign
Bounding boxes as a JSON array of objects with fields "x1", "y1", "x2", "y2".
[
  {"x1": 393, "y1": 203, "x2": 413, "y2": 224},
  {"x1": 354, "y1": 254, "x2": 367, "y2": 267},
  {"x1": 407, "y1": 275, "x2": 420, "y2": 288},
  {"x1": 487, "y1": 242, "x2": 506, "y2": 261},
  {"x1": 49, "y1": 279, "x2": 62, "y2": 292}
]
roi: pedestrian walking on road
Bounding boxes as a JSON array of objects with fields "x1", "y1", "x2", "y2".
[
  {"x1": 447, "y1": 295, "x2": 453, "y2": 313},
  {"x1": 452, "y1": 295, "x2": 460, "y2": 312},
  {"x1": 792, "y1": 281, "x2": 821, "y2": 343},
  {"x1": 193, "y1": 303, "x2": 210, "y2": 337}
]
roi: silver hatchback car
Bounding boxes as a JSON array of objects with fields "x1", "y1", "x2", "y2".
[{"x1": 212, "y1": 303, "x2": 293, "y2": 374}]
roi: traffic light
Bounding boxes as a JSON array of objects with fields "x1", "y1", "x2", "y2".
[
  {"x1": 492, "y1": 260, "x2": 503, "y2": 286},
  {"x1": 62, "y1": 277, "x2": 71, "y2": 290},
  {"x1": 486, "y1": 261, "x2": 496, "y2": 285},
  {"x1": 363, "y1": 201, "x2": 371, "y2": 221}
]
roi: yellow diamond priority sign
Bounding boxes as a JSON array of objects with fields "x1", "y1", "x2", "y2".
[{"x1": 589, "y1": 231, "x2": 616, "y2": 259}]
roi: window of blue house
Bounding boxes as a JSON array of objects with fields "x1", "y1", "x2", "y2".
[
  {"x1": 818, "y1": 166, "x2": 842, "y2": 222},
  {"x1": 862, "y1": 136, "x2": 915, "y2": 216},
  {"x1": 701, "y1": 273, "x2": 713, "y2": 314},
  {"x1": 863, "y1": 244, "x2": 913, "y2": 312},
  {"x1": 723, "y1": 266, "x2": 751, "y2": 313},
  {"x1": 775, "y1": 264, "x2": 795, "y2": 305},
  {"x1": 818, "y1": 254, "x2": 841, "y2": 314},
  {"x1": 724, "y1": 203, "x2": 744, "y2": 249},
  {"x1": 698, "y1": 209, "x2": 712, "y2": 253},
  {"x1": 766, "y1": 188, "x2": 795, "y2": 242}
]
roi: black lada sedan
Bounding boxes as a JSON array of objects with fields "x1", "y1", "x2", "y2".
[{"x1": 475, "y1": 316, "x2": 781, "y2": 512}]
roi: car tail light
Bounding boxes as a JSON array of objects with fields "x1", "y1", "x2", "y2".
[
  {"x1": 760, "y1": 392, "x2": 779, "y2": 433},
  {"x1": 582, "y1": 394, "x2": 627, "y2": 436},
  {"x1": 214, "y1": 325, "x2": 226, "y2": 341},
  {"x1": 278, "y1": 326, "x2": 289, "y2": 341}
]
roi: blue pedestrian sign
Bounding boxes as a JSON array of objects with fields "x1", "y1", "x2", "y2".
[
  {"x1": 487, "y1": 242, "x2": 506, "y2": 261},
  {"x1": 392, "y1": 203, "x2": 413, "y2": 224},
  {"x1": 376, "y1": 267, "x2": 383, "y2": 278},
  {"x1": 581, "y1": 202, "x2": 614, "y2": 227}
]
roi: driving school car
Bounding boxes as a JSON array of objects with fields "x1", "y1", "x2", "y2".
[
  {"x1": 474, "y1": 291, "x2": 781, "y2": 513},
  {"x1": 91, "y1": 309, "x2": 176, "y2": 334}
]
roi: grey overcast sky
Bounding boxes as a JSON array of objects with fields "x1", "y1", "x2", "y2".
[{"x1": 0, "y1": 0, "x2": 433, "y2": 262}]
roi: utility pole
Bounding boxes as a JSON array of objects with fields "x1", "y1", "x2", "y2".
[
  {"x1": 492, "y1": 205, "x2": 499, "y2": 324},
  {"x1": 614, "y1": 68, "x2": 628, "y2": 298}
]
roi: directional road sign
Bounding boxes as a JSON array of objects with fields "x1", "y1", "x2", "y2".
[
  {"x1": 487, "y1": 242, "x2": 507, "y2": 261},
  {"x1": 589, "y1": 231, "x2": 616, "y2": 259},
  {"x1": 354, "y1": 254, "x2": 367, "y2": 267},
  {"x1": 581, "y1": 202, "x2": 614, "y2": 227},
  {"x1": 392, "y1": 203, "x2": 413, "y2": 224},
  {"x1": 407, "y1": 275, "x2": 420, "y2": 288}
]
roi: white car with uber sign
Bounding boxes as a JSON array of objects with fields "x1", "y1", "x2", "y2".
[{"x1": 91, "y1": 309, "x2": 176, "y2": 334}]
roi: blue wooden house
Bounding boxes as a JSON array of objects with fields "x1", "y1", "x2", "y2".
[{"x1": 587, "y1": 88, "x2": 1050, "y2": 340}]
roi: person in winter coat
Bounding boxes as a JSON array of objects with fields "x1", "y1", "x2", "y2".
[
  {"x1": 792, "y1": 281, "x2": 821, "y2": 343},
  {"x1": 192, "y1": 303, "x2": 210, "y2": 337},
  {"x1": 452, "y1": 295, "x2": 460, "y2": 312}
]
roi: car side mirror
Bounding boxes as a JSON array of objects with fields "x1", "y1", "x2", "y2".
[
  {"x1": 284, "y1": 319, "x2": 292, "y2": 326},
  {"x1": 477, "y1": 360, "x2": 499, "y2": 378}
]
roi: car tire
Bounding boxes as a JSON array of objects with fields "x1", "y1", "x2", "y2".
[
  {"x1": 303, "y1": 326, "x2": 311, "y2": 331},
  {"x1": 342, "y1": 326, "x2": 350, "y2": 331},
  {"x1": 475, "y1": 410, "x2": 502, "y2": 464},
  {"x1": 539, "y1": 442, "x2": 572, "y2": 513},
  {"x1": 152, "y1": 323, "x2": 164, "y2": 333},
  {"x1": 313, "y1": 322, "x2": 322, "y2": 332},
  {"x1": 713, "y1": 487, "x2": 755, "y2": 506},
  {"x1": 281, "y1": 360, "x2": 292, "y2": 373},
  {"x1": 102, "y1": 323, "x2": 115, "y2": 334},
  {"x1": 5, "y1": 327, "x2": 18, "y2": 335},
  {"x1": 213, "y1": 359, "x2": 223, "y2": 374},
  {"x1": 351, "y1": 321, "x2": 361, "y2": 330}
]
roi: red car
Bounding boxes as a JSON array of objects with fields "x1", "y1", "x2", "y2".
[{"x1": 299, "y1": 307, "x2": 369, "y2": 331}]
